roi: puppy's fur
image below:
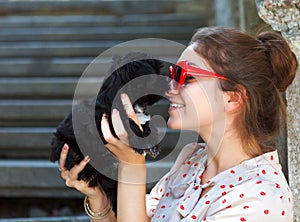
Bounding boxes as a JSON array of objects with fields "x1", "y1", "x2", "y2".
[{"x1": 50, "y1": 53, "x2": 168, "y2": 213}]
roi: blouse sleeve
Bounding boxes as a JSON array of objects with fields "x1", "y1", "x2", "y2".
[
  {"x1": 146, "y1": 172, "x2": 170, "y2": 218},
  {"x1": 204, "y1": 180, "x2": 293, "y2": 222}
]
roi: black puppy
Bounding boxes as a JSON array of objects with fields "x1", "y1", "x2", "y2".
[{"x1": 50, "y1": 52, "x2": 169, "y2": 213}]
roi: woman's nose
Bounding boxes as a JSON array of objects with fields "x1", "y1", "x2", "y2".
[
  {"x1": 166, "y1": 80, "x2": 180, "y2": 96},
  {"x1": 169, "y1": 79, "x2": 179, "y2": 91}
]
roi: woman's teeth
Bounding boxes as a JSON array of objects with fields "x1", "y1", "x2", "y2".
[{"x1": 170, "y1": 103, "x2": 185, "y2": 108}]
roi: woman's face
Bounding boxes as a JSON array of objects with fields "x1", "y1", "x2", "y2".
[{"x1": 167, "y1": 44, "x2": 227, "y2": 139}]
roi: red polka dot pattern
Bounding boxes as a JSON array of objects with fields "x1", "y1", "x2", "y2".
[{"x1": 147, "y1": 144, "x2": 292, "y2": 222}]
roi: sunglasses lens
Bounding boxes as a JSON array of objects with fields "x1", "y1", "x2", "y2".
[{"x1": 174, "y1": 66, "x2": 182, "y2": 83}]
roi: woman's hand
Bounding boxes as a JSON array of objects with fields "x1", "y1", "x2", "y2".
[
  {"x1": 59, "y1": 144, "x2": 107, "y2": 202},
  {"x1": 102, "y1": 93, "x2": 149, "y2": 221},
  {"x1": 59, "y1": 144, "x2": 102, "y2": 198},
  {"x1": 101, "y1": 93, "x2": 146, "y2": 166},
  {"x1": 59, "y1": 144, "x2": 116, "y2": 221}
]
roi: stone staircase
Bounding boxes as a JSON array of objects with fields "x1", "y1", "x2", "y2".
[{"x1": 0, "y1": 0, "x2": 207, "y2": 219}]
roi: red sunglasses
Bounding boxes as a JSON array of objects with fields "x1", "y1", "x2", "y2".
[{"x1": 169, "y1": 60, "x2": 230, "y2": 90}]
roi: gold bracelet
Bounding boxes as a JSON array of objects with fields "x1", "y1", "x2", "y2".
[{"x1": 84, "y1": 196, "x2": 111, "y2": 219}]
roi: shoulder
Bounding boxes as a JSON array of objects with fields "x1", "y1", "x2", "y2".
[
  {"x1": 248, "y1": 179, "x2": 292, "y2": 220},
  {"x1": 209, "y1": 178, "x2": 293, "y2": 221},
  {"x1": 233, "y1": 149, "x2": 292, "y2": 205},
  {"x1": 206, "y1": 150, "x2": 293, "y2": 221}
]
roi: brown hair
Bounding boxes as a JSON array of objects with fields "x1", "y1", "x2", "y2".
[{"x1": 191, "y1": 27, "x2": 298, "y2": 157}]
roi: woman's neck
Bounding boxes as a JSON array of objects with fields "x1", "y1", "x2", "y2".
[{"x1": 202, "y1": 130, "x2": 253, "y2": 176}]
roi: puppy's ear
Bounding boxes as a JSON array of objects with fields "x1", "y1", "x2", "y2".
[
  {"x1": 145, "y1": 59, "x2": 164, "y2": 74},
  {"x1": 49, "y1": 134, "x2": 65, "y2": 162}
]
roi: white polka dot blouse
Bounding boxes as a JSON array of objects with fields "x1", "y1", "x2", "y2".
[{"x1": 146, "y1": 143, "x2": 293, "y2": 221}]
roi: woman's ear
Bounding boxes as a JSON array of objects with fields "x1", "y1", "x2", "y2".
[{"x1": 224, "y1": 85, "x2": 246, "y2": 113}]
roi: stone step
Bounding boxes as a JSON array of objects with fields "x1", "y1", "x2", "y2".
[
  {"x1": 0, "y1": 99, "x2": 169, "y2": 126},
  {"x1": 119, "y1": 14, "x2": 205, "y2": 27},
  {"x1": 0, "y1": 0, "x2": 178, "y2": 16},
  {"x1": 0, "y1": 77, "x2": 103, "y2": 99},
  {"x1": 0, "y1": 100, "x2": 71, "y2": 126},
  {"x1": 0, "y1": 40, "x2": 186, "y2": 57},
  {"x1": 0, "y1": 41, "x2": 122, "y2": 58},
  {"x1": 0, "y1": 159, "x2": 83, "y2": 198},
  {"x1": 0, "y1": 126, "x2": 198, "y2": 159},
  {"x1": 0, "y1": 55, "x2": 177, "y2": 77},
  {"x1": 0, "y1": 57, "x2": 108, "y2": 77},
  {"x1": 0, "y1": 127, "x2": 54, "y2": 158},
  {"x1": 0, "y1": 26, "x2": 195, "y2": 42},
  {"x1": 0, "y1": 15, "x2": 117, "y2": 28},
  {"x1": 0, "y1": 14, "x2": 204, "y2": 28},
  {"x1": 0, "y1": 216, "x2": 90, "y2": 222},
  {"x1": 0, "y1": 76, "x2": 172, "y2": 101},
  {"x1": 0, "y1": 158, "x2": 179, "y2": 199}
]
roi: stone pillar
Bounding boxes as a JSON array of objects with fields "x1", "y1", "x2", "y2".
[
  {"x1": 287, "y1": 44, "x2": 300, "y2": 222},
  {"x1": 256, "y1": 1, "x2": 300, "y2": 221}
]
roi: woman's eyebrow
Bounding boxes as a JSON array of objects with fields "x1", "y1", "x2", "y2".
[{"x1": 187, "y1": 61, "x2": 200, "y2": 68}]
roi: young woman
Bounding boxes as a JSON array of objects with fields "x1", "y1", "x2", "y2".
[{"x1": 58, "y1": 27, "x2": 298, "y2": 221}]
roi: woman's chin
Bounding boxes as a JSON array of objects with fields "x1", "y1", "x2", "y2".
[{"x1": 167, "y1": 119, "x2": 181, "y2": 130}]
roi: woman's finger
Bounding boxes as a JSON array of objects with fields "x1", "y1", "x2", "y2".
[
  {"x1": 101, "y1": 114, "x2": 120, "y2": 145},
  {"x1": 121, "y1": 93, "x2": 143, "y2": 132},
  {"x1": 59, "y1": 144, "x2": 69, "y2": 171},
  {"x1": 111, "y1": 109, "x2": 129, "y2": 144},
  {"x1": 68, "y1": 156, "x2": 90, "y2": 180},
  {"x1": 101, "y1": 114, "x2": 129, "y2": 152},
  {"x1": 101, "y1": 109, "x2": 145, "y2": 165},
  {"x1": 104, "y1": 143, "x2": 121, "y2": 157}
]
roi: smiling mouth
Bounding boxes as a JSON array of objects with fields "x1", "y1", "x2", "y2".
[{"x1": 170, "y1": 103, "x2": 185, "y2": 109}]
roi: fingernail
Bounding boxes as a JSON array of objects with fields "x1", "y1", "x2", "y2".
[
  {"x1": 102, "y1": 113, "x2": 107, "y2": 119},
  {"x1": 121, "y1": 93, "x2": 126, "y2": 98},
  {"x1": 63, "y1": 144, "x2": 69, "y2": 151},
  {"x1": 112, "y1": 109, "x2": 119, "y2": 114},
  {"x1": 84, "y1": 156, "x2": 90, "y2": 162}
]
